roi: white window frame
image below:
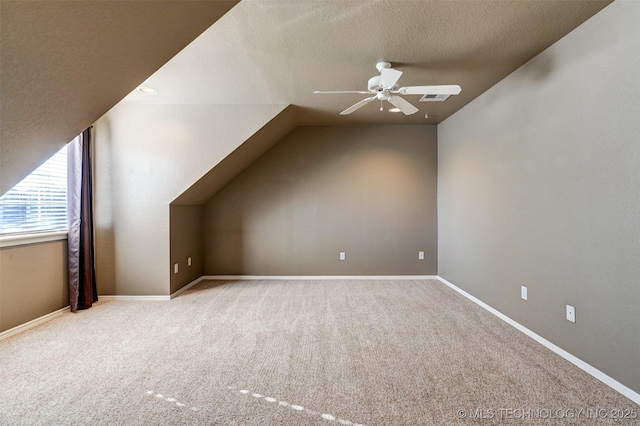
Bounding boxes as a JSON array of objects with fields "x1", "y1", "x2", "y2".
[{"x1": 0, "y1": 231, "x2": 68, "y2": 248}]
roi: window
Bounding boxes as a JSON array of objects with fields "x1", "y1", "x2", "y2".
[{"x1": 0, "y1": 144, "x2": 68, "y2": 236}]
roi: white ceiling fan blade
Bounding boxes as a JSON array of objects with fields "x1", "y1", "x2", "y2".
[
  {"x1": 314, "y1": 90, "x2": 372, "y2": 94},
  {"x1": 397, "y1": 85, "x2": 462, "y2": 95},
  {"x1": 379, "y1": 68, "x2": 403, "y2": 88},
  {"x1": 340, "y1": 96, "x2": 377, "y2": 115},
  {"x1": 388, "y1": 96, "x2": 419, "y2": 115}
]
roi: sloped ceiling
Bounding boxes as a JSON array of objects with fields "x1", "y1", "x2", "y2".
[
  {"x1": 0, "y1": 0, "x2": 238, "y2": 195},
  {"x1": 125, "y1": 0, "x2": 612, "y2": 127},
  {"x1": 1, "y1": 0, "x2": 612, "y2": 196},
  {"x1": 172, "y1": 105, "x2": 298, "y2": 205}
]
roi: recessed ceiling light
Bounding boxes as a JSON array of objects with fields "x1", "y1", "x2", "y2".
[
  {"x1": 136, "y1": 86, "x2": 158, "y2": 95},
  {"x1": 388, "y1": 107, "x2": 402, "y2": 113}
]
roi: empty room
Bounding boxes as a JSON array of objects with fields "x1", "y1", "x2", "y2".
[{"x1": 1, "y1": 1, "x2": 638, "y2": 424}]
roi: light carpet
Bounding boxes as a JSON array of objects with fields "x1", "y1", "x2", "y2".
[{"x1": 0, "y1": 279, "x2": 637, "y2": 425}]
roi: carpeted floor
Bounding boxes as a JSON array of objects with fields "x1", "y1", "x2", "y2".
[{"x1": 0, "y1": 279, "x2": 637, "y2": 425}]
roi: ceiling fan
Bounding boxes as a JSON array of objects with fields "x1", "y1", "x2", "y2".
[{"x1": 314, "y1": 62, "x2": 461, "y2": 116}]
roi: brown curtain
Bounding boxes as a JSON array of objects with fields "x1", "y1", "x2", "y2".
[{"x1": 68, "y1": 127, "x2": 98, "y2": 312}]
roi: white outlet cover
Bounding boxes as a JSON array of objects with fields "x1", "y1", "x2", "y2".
[
  {"x1": 174, "y1": 263, "x2": 179, "y2": 274},
  {"x1": 521, "y1": 286, "x2": 528, "y2": 300},
  {"x1": 188, "y1": 257, "x2": 192, "y2": 266},
  {"x1": 566, "y1": 305, "x2": 576, "y2": 323},
  {"x1": 418, "y1": 251, "x2": 425, "y2": 260},
  {"x1": 339, "y1": 252, "x2": 346, "y2": 261}
]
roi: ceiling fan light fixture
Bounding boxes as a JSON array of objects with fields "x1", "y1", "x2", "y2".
[
  {"x1": 388, "y1": 107, "x2": 402, "y2": 113},
  {"x1": 136, "y1": 86, "x2": 158, "y2": 95}
]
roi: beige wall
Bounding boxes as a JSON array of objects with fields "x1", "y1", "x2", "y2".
[
  {"x1": 204, "y1": 125, "x2": 438, "y2": 276},
  {"x1": 94, "y1": 103, "x2": 287, "y2": 296},
  {"x1": 0, "y1": 240, "x2": 69, "y2": 332},
  {"x1": 438, "y1": 1, "x2": 640, "y2": 393},
  {"x1": 169, "y1": 205, "x2": 204, "y2": 294}
]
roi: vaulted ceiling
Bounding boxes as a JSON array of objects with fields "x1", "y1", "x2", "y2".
[{"x1": 1, "y1": 0, "x2": 612, "y2": 195}]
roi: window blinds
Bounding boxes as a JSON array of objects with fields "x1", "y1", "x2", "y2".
[{"x1": 0, "y1": 145, "x2": 68, "y2": 235}]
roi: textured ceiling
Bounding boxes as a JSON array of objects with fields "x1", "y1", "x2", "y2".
[
  {"x1": 1, "y1": 0, "x2": 612, "y2": 195},
  {"x1": 0, "y1": 0, "x2": 238, "y2": 194},
  {"x1": 125, "y1": 0, "x2": 612, "y2": 127}
]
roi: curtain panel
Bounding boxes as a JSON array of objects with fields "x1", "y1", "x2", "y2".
[{"x1": 67, "y1": 127, "x2": 98, "y2": 312}]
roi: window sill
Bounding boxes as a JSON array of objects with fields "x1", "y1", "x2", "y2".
[{"x1": 0, "y1": 231, "x2": 68, "y2": 248}]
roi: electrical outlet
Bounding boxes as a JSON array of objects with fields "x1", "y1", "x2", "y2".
[
  {"x1": 174, "y1": 263, "x2": 179, "y2": 274},
  {"x1": 339, "y1": 252, "x2": 346, "y2": 261},
  {"x1": 566, "y1": 305, "x2": 576, "y2": 323},
  {"x1": 521, "y1": 286, "x2": 528, "y2": 300},
  {"x1": 418, "y1": 251, "x2": 425, "y2": 260},
  {"x1": 188, "y1": 257, "x2": 192, "y2": 267}
]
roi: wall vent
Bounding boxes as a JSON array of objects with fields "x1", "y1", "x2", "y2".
[{"x1": 419, "y1": 94, "x2": 450, "y2": 102}]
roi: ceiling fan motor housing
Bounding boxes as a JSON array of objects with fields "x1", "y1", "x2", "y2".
[
  {"x1": 368, "y1": 75, "x2": 397, "y2": 92},
  {"x1": 368, "y1": 76, "x2": 381, "y2": 91},
  {"x1": 367, "y1": 77, "x2": 392, "y2": 100}
]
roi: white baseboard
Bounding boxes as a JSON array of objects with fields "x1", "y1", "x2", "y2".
[
  {"x1": 436, "y1": 276, "x2": 640, "y2": 405},
  {"x1": 171, "y1": 276, "x2": 206, "y2": 299},
  {"x1": 0, "y1": 306, "x2": 70, "y2": 341},
  {"x1": 202, "y1": 275, "x2": 439, "y2": 280},
  {"x1": 99, "y1": 295, "x2": 170, "y2": 301}
]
